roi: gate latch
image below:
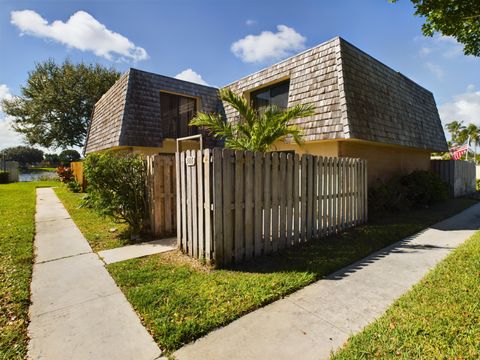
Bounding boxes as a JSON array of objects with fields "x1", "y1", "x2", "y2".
[{"x1": 186, "y1": 156, "x2": 195, "y2": 166}]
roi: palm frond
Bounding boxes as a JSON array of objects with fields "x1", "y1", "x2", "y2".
[
  {"x1": 219, "y1": 88, "x2": 256, "y2": 127},
  {"x1": 189, "y1": 112, "x2": 234, "y2": 139}
]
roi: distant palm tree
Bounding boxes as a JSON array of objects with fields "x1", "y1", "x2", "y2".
[
  {"x1": 466, "y1": 123, "x2": 480, "y2": 163},
  {"x1": 190, "y1": 88, "x2": 315, "y2": 152},
  {"x1": 445, "y1": 120, "x2": 466, "y2": 145}
]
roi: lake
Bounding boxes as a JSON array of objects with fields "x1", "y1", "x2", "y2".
[{"x1": 19, "y1": 171, "x2": 58, "y2": 182}]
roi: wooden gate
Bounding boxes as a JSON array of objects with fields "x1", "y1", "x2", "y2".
[
  {"x1": 176, "y1": 148, "x2": 368, "y2": 266},
  {"x1": 146, "y1": 154, "x2": 177, "y2": 237}
]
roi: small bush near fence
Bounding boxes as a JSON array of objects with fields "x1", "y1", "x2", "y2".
[
  {"x1": 56, "y1": 166, "x2": 73, "y2": 183},
  {"x1": 66, "y1": 180, "x2": 82, "y2": 193},
  {"x1": 0, "y1": 171, "x2": 9, "y2": 184},
  {"x1": 369, "y1": 170, "x2": 449, "y2": 213},
  {"x1": 83, "y1": 151, "x2": 148, "y2": 239}
]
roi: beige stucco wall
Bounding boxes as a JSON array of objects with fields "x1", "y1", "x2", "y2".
[
  {"x1": 272, "y1": 140, "x2": 339, "y2": 157},
  {"x1": 108, "y1": 137, "x2": 430, "y2": 187},
  {"x1": 338, "y1": 140, "x2": 431, "y2": 185},
  {"x1": 110, "y1": 139, "x2": 201, "y2": 155},
  {"x1": 273, "y1": 139, "x2": 430, "y2": 185}
]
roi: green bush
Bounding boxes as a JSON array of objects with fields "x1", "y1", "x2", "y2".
[
  {"x1": 0, "y1": 171, "x2": 9, "y2": 184},
  {"x1": 476, "y1": 179, "x2": 480, "y2": 191},
  {"x1": 83, "y1": 151, "x2": 147, "y2": 239},
  {"x1": 369, "y1": 170, "x2": 450, "y2": 213},
  {"x1": 66, "y1": 180, "x2": 81, "y2": 193},
  {"x1": 402, "y1": 170, "x2": 449, "y2": 206},
  {"x1": 56, "y1": 166, "x2": 73, "y2": 183}
]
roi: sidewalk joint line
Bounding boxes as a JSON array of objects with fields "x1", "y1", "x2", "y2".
[{"x1": 35, "y1": 251, "x2": 93, "y2": 264}]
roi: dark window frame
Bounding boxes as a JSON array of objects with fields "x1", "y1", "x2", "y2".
[
  {"x1": 159, "y1": 91, "x2": 198, "y2": 138},
  {"x1": 250, "y1": 79, "x2": 290, "y2": 112}
]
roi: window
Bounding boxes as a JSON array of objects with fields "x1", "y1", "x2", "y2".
[
  {"x1": 251, "y1": 80, "x2": 290, "y2": 112},
  {"x1": 160, "y1": 92, "x2": 197, "y2": 138}
]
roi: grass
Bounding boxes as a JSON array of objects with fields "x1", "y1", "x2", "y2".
[
  {"x1": 0, "y1": 181, "x2": 58, "y2": 359},
  {"x1": 332, "y1": 230, "x2": 480, "y2": 359},
  {"x1": 54, "y1": 187, "x2": 129, "y2": 252},
  {"x1": 22, "y1": 167, "x2": 56, "y2": 173},
  {"x1": 104, "y1": 198, "x2": 477, "y2": 354}
]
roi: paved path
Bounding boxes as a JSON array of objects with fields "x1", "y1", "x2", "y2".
[
  {"x1": 99, "y1": 237, "x2": 176, "y2": 264},
  {"x1": 174, "y1": 203, "x2": 480, "y2": 360},
  {"x1": 28, "y1": 188, "x2": 162, "y2": 360}
]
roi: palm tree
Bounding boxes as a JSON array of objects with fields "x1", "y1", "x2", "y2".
[
  {"x1": 466, "y1": 123, "x2": 480, "y2": 163},
  {"x1": 445, "y1": 120, "x2": 466, "y2": 145},
  {"x1": 190, "y1": 88, "x2": 315, "y2": 152}
]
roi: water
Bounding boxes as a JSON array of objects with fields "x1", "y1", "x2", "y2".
[{"x1": 19, "y1": 171, "x2": 58, "y2": 182}]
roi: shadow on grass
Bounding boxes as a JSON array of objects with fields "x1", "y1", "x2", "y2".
[{"x1": 228, "y1": 200, "x2": 480, "y2": 279}]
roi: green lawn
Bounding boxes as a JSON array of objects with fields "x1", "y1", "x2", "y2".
[
  {"x1": 104, "y1": 198, "x2": 477, "y2": 354},
  {"x1": 54, "y1": 187, "x2": 129, "y2": 252},
  {"x1": 0, "y1": 181, "x2": 58, "y2": 359},
  {"x1": 332, "y1": 230, "x2": 480, "y2": 359},
  {"x1": 25, "y1": 167, "x2": 56, "y2": 172}
]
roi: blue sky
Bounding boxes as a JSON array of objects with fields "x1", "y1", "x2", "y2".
[{"x1": 1, "y1": 0, "x2": 479, "y2": 150}]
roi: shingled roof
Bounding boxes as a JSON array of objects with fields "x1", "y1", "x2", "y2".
[
  {"x1": 224, "y1": 37, "x2": 447, "y2": 152},
  {"x1": 85, "y1": 37, "x2": 447, "y2": 154},
  {"x1": 84, "y1": 68, "x2": 221, "y2": 154}
]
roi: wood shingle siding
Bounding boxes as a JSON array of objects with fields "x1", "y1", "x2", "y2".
[
  {"x1": 84, "y1": 69, "x2": 221, "y2": 154},
  {"x1": 84, "y1": 71, "x2": 129, "y2": 153},
  {"x1": 339, "y1": 39, "x2": 447, "y2": 151},
  {"x1": 84, "y1": 37, "x2": 447, "y2": 155},
  {"x1": 224, "y1": 38, "x2": 344, "y2": 142},
  {"x1": 224, "y1": 37, "x2": 447, "y2": 152}
]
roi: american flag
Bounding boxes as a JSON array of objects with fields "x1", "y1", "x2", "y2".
[{"x1": 450, "y1": 144, "x2": 469, "y2": 160}]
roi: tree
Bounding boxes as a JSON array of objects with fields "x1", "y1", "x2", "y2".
[
  {"x1": 391, "y1": 0, "x2": 480, "y2": 56},
  {"x1": 0, "y1": 146, "x2": 43, "y2": 167},
  {"x1": 445, "y1": 120, "x2": 466, "y2": 145},
  {"x1": 1, "y1": 59, "x2": 120, "y2": 149},
  {"x1": 44, "y1": 153, "x2": 60, "y2": 166},
  {"x1": 190, "y1": 88, "x2": 315, "y2": 152},
  {"x1": 465, "y1": 123, "x2": 480, "y2": 162},
  {"x1": 59, "y1": 149, "x2": 81, "y2": 165}
]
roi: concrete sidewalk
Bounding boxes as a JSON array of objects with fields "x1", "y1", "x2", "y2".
[
  {"x1": 28, "y1": 188, "x2": 162, "y2": 360},
  {"x1": 98, "y1": 237, "x2": 176, "y2": 264},
  {"x1": 174, "y1": 203, "x2": 480, "y2": 360}
]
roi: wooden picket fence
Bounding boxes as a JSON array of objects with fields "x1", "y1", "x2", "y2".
[
  {"x1": 176, "y1": 148, "x2": 368, "y2": 266},
  {"x1": 146, "y1": 155, "x2": 177, "y2": 237},
  {"x1": 431, "y1": 160, "x2": 475, "y2": 197}
]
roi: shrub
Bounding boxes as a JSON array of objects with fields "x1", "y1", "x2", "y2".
[
  {"x1": 83, "y1": 151, "x2": 147, "y2": 238},
  {"x1": 402, "y1": 170, "x2": 449, "y2": 206},
  {"x1": 0, "y1": 171, "x2": 9, "y2": 184},
  {"x1": 368, "y1": 175, "x2": 411, "y2": 213},
  {"x1": 56, "y1": 166, "x2": 73, "y2": 183},
  {"x1": 369, "y1": 170, "x2": 450, "y2": 213},
  {"x1": 476, "y1": 179, "x2": 480, "y2": 191},
  {"x1": 66, "y1": 180, "x2": 81, "y2": 193}
]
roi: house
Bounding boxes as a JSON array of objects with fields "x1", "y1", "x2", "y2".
[
  {"x1": 84, "y1": 69, "x2": 222, "y2": 155},
  {"x1": 84, "y1": 36, "x2": 447, "y2": 184}
]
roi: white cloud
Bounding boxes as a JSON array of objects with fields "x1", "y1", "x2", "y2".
[
  {"x1": 415, "y1": 34, "x2": 466, "y2": 59},
  {"x1": 425, "y1": 62, "x2": 444, "y2": 80},
  {"x1": 419, "y1": 46, "x2": 432, "y2": 57},
  {"x1": 174, "y1": 68, "x2": 209, "y2": 86},
  {"x1": 231, "y1": 25, "x2": 306, "y2": 63},
  {"x1": 245, "y1": 19, "x2": 256, "y2": 26},
  {"x1": 10, "y1": 10, "x2": 148, "y2": 62},
  {"x1": 439, "y1": 86, "x2": 480, "y2": 126},
  {"x1": 0, "y1": 121, "x2": 24, "y2": 149},
  {"x1": 0, "y1": 84, "x2": 13, "y2": 113},
  {"x1": 0, "y1": 85, "x2": 24, "y2": 150}
]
